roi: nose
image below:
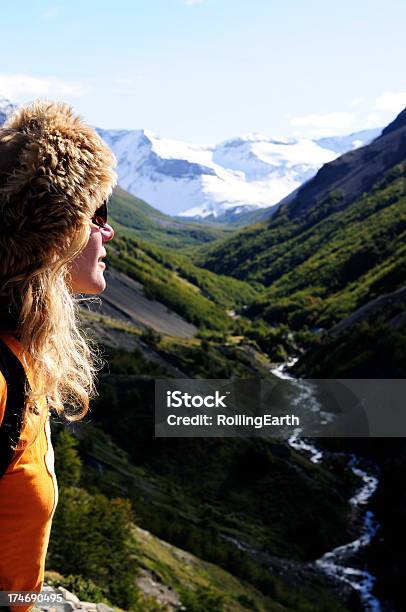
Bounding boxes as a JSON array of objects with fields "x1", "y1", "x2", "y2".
[{"x1": 101, "y1": 222, "x2": 114, "y2": 242}]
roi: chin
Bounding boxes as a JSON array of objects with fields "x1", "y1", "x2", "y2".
[
  {"x1": 77, "y1": 274, "x2": 107, "y2": 295},
  {"x1": 89, "y1": 277, "x2": 107, "y2": 294}
]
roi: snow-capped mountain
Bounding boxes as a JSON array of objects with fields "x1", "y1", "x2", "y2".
[
  {"x1": 0, "y1": 97, "x2": 17, "y2": 125},
  {"x1": 97, "y1": 127, "x2": 380, "y2": 219}
]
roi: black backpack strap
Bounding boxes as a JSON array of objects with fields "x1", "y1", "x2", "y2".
[{"x1": 0, "y1": 338, "x2": 28, "y2": 479}]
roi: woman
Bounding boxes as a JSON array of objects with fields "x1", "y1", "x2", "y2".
[{"x1": 0, "y1": 99, "x2": 117, "y2": 610}]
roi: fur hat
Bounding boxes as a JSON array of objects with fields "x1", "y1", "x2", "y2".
[{"x1": 0, "y1": 99, "x2": 117, "y2": 279}]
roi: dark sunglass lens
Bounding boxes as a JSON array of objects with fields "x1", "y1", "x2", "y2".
[{"x1": 92, "y1": 201, "x2": 108, "y2": 227}]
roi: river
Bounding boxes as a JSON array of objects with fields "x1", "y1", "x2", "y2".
[{"x1": 271, "y1": 360, "x2": 382, "y2": 612}]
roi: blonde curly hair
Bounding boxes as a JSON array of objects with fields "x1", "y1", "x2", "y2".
[{"x1": 0, "y1": 98, "x2": 117, "y2": 424}]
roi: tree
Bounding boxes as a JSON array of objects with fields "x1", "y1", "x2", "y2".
[
  {"x1": 54, "y1": 428, "x2": 82, "y2": 488},
  {"x1": 48, "y1": 486, "x2": 140, "y2": 609}
]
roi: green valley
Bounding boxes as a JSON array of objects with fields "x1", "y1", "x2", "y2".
[{"x1": 48, "y1": 108, "x2": 406, "y2": 611}]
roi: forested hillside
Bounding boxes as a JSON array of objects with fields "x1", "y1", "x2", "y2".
[{"x1": 196, "y1": 165, "x2": 405, "y2": 330}]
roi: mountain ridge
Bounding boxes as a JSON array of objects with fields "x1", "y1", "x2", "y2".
[
  {"x1": 284, "y1": 107, "x2": 406, "y2": 219},
  {"x1": 97, "y1": 125, "x2": 380, "y2": 220}
]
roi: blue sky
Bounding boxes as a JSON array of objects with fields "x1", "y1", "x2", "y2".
[{"x1": 1, "y1": 0, "x2": 405, "y2": 142}]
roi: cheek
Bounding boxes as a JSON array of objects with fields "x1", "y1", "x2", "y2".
[
  {"x1": 69, "y1": 231, "x2": 104, "y2": 292},
  {"x1": 74, "y1": 245, "x2": 92, "y2": 274},
  {"x1": 79, "y1": 232, "x2": 101, "y2": 265}
]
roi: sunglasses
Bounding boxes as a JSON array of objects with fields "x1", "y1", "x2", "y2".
[{"x1": 92, "y1": 200, "x2": 108, "y2": 228}]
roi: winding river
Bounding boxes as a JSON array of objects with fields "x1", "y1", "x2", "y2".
[{"x1": 271, "y1": 360, "x2": 382, "y2": 612}]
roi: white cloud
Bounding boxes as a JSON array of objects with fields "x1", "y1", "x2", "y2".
[
  {"x1": 365, "y1": 112, "x2": 381, "y2": 125},
  {"x1": 114, "y1": 77, "x2": 134, "y2": 86},
  {"x1": 350, "y1": 97, "x2": 364, "y2": 107},
  {"x1": 0, "y1": 74, "x2": 90, "y2": 99},
  {"x1": 375, "y1": 91, "x2": 406, "y2": 113},
  {"x1": 290, "y1": 112, "x2": 355, "y2": 134},
  {"x1": 184, "y1": 0, "x2": 204, "y2": 5}
]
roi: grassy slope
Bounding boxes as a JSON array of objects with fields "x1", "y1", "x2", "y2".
[
  {"x1": 196, "y1": 165, "x2": 406, "y2": 330},
  {"x1": 106, "y1": 233, "x2": 260, "y2": 331},
  {"x1": 110, "y1": 186, "x2": 234, "y2": 249},
  {"x1": 133, "y1": 526, "x2": 283, "y2": 612}
]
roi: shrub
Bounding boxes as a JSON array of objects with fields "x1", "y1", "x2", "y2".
[{"x1": 179, "y1": 586, "x2": 224, "y2": 612}]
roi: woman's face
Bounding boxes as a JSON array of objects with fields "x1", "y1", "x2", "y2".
[{"x1": 68, "y1": 222, "x2": 115, "y2": 294}]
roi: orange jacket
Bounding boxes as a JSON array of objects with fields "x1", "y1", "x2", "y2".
[{"x1": 0, "y1": 333, "x2": 58, "y2": 612}]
